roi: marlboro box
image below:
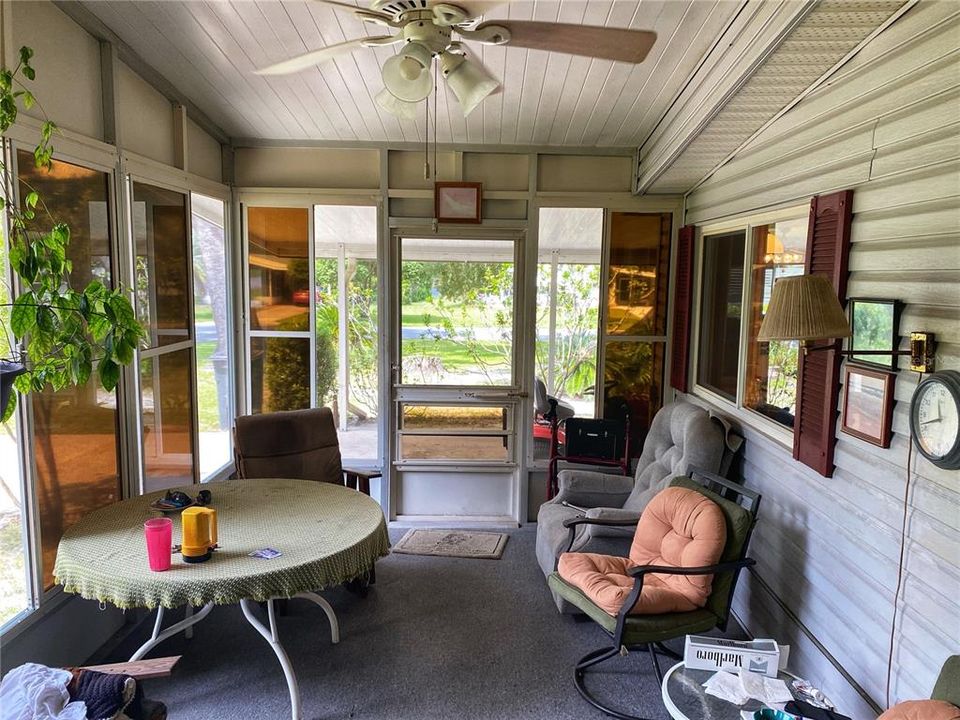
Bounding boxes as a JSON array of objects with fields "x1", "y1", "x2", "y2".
[{"x1": 684, "y1": 635, "x2": 780, "y2": 677}]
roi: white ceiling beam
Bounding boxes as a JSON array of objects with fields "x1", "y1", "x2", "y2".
[{"x1": 232, "y1": 137, "x2": 636, "y2": 156}]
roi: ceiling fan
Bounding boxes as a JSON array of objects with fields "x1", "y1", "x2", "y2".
[{"x1": 255, "y1": 0, "x2": 657, "y2": 118}]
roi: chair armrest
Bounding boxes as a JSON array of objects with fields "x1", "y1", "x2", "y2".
[
  {"x1": 583, "y1": 507, "x2": 642, "y2": 539},
  {"x1": 562, "y1": 516, "x2": 640, "y2": 529},
  {"x1": 553, "y1": 469, "x2": 633, "y2": 507},
  {"x1": 342, "y1": 467, "x2": 381, "y2": 496},
  {"x1": 562, "y1": 514, "x2": 641, "y2": 554},
  {"x1": 611, "y1": 558, "x2": 757, "y2": 630},
  {"x1": 627, "y1": 557, "x2": 756, "y2": 578}
]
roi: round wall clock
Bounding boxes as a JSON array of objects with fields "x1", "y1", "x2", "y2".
[{"x1": 909, "y1": 369, "x2": 960, "y2": 470}]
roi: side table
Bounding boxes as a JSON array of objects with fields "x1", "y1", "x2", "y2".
[{"x1": 662, "y1": 662, "x2": 801, "y2": 720}]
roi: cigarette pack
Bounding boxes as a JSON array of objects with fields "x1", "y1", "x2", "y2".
[{"x1": 683, "y1": 635, "x2": 780, "y2": 677}]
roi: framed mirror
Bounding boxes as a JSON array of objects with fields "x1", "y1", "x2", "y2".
[{"x1": 848, "y1": 298, "x2": 903, "y2": 370}]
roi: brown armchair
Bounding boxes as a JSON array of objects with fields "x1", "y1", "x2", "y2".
[
  {"x1": 233, "y1": 406, "x2": 378, "y2": 592},
  {"x1": 234, "y1": 407, "x2": 344, "y2": 484}
]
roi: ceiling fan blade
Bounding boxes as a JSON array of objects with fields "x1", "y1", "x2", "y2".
[
  {"x1": 479, "y1": 21, "x2": 657, "y2": 63},
  {"x1": 310, "y1": 0, "x2": 391, "y2": 18},
  {"x1": 255, "y1": 37, "x2": 394, "y2": 76}
]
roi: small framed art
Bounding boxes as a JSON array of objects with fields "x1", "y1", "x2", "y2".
[
  {"x1": 841, "y1": 364, "x2": 895, "y2": 448},
  {"x1": 435, "y1": 182, "x2": 482, "y2": 224},
  {"x1": 848, "y1": 298, "x2": 902, "y2": 370}
]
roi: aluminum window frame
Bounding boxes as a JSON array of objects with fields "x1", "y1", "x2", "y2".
[
  {"x1": 1, "y1": 138, "x2": 128, "y2": 634},
  {"x1": 526, "y1": 199, "x2": 682, "y2": 471},
  {"x1": 127, "y1": 173, "x2": 201, "y2": 492},
  {"x1": 0, "y1": 136, "x2": 235, "y2": 638},
  {"x1": 239, "y1": 194, "x2": 384, "y2": 470},
  {"x1": 690, "y1": 205, "x2": 809, "y2": 448},
  {"x1": 189, "y1": 191, "x2": 236, "y2": 482}
]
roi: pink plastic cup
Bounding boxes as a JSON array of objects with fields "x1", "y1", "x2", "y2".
[{"x1": 144, "y1": 517, "x2": 173, "y2": 572}]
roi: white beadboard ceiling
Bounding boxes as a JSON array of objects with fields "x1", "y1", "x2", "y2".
[{"x1": 78, "y1": 0, "x2": 745, "y2": 147}]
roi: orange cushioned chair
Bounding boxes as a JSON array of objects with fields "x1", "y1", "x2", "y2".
[{"x1": 548, "y1": 469, "x2": 760, "y2": 720}]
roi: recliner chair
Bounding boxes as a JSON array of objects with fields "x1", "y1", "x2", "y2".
[{"x1": 536, "y1": 401, "x2": 726, "y2": 610}]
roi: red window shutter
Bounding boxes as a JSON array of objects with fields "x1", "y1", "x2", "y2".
[
  {"x1": 670, "y1": 224, "x2": 696, "y2": 393},
  {"x1": 793, "y1": 190, "x2": 853, "y2": 477}
]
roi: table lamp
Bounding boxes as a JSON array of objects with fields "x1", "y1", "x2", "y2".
[{"x1": 757, "y1": 274, "x2": 934, "y2": 372}]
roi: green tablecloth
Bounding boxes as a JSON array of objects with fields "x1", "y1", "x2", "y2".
[{"x1": 54, "y1": 478, "x2": 390, "y2": 610}]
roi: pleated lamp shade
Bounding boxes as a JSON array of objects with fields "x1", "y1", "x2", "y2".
[{"x1": 757, "y1": 274, "x2": 852, "y2": 342}]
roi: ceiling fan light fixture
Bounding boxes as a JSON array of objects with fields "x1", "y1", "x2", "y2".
[
  {"x1": 382, "y1": 42, "x2": 434, "y2": 102},
  {"x1": 375, "y1": 88, "x2": 420, "y2": 119},
  {"x1": 441, "y1": 52, "x2": 498, "y2": 116}
]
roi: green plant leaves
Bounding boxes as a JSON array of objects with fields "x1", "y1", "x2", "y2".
[
  {"x1": 11, "y1": 292, "x2": 38, "y2": 336},
  {"x1": 1, "y1": 47, "x2": 143, "y2": 400},
  {"x1": 1, "y1": 394, "x2": 15, "y2": 423},
  {"x1": 98, "y1": 358, "x2": 120, "y2": 391}
]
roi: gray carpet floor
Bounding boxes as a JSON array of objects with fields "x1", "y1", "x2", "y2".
[{"x1": 109, "y1": 527, "x2": 681, "y2": 720}]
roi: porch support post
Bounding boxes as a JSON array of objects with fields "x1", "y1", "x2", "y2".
[
  {"x1": 337, "y1": 243, "x2": 349, "y2": 431},
  {"x1": 547, "y1": 250, "x2": 559, "y2": 394}
]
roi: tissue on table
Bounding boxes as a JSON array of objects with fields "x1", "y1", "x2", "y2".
[
  {"x1": 703, "y1": 671, "x2": 752, "y2": 705},
  {"x1": 739, "y1": 669, "x2": 795, "y2": 704}
]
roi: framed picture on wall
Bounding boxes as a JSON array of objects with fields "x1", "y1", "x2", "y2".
[
  {"x1": 435, "y1": 182, "x2": 482, "y2": 223},
  {"x1": 848, "y1": 298, "x2": 902, "y2": 370},
  {"x1": 841, "y1": 364, "x2": 895, "y2": 448}
]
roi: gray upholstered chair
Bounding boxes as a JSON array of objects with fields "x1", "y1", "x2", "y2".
[
  {"x1": 535, "y1": 401, "x2": 726, "y2": 611},
  {"x1": 234, "y1": 407, "x2": 343, "y2": 483}
]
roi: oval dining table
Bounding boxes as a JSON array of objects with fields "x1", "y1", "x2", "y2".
[{"x1": 54, "y1": 478, "x2": 390, "y2": 720}]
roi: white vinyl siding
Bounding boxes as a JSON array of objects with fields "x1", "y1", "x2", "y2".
[{"x1": 684, "y1": 2, "x2": 960, "y2": 717}]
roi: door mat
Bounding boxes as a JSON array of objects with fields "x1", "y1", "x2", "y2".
[{"x1": 391, "y1": 530, "x2": 509, "y2": 559}]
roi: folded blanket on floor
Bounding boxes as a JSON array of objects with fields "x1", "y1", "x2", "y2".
[{"x1": 66, "y1": 669, "x2": 135, "y2": 720}]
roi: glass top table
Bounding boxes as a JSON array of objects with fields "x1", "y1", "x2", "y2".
[{"x1": 661, "y1": 662, "x2": 799, "y2": 720}]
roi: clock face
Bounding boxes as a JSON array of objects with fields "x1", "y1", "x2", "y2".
[
  {"x1": 915, "y1": 383, "x2": 959, "y2": 457},
  {"x1": 910, "y1": 370, "x2": 960, "y2": 469}
]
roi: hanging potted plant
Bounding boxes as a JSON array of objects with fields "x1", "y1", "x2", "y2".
[{"x1": 1, "y1": 46, "x2": 144, "y2": 421}]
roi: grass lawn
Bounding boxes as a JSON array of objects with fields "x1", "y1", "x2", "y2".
[
  {"x1": 401, "y1": 300, "x2": 501, "y2": 329},
  {"x1": 196, "y1": 340, "x2": 222, "y2": 431},
  {"x1": 0, "y1": 516, "x2": 27, "y2": 626},
  {"x1": 401, "y1": 338, "x2": 508, "y2": 370},
  {"x1": 194, "y1": 304, "x2": 214, "y2": 323}
]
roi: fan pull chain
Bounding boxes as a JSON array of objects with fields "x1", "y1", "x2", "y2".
[
  {"x1": 424, "y1": 90, "x2": 431, "y2": 181},
  {"x1": 433, "y1": 60, "x2": 438, "y2": 180}
]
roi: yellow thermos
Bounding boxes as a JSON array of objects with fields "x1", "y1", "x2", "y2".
[{"x1": 181, "y1": 507, "x2": 217, "y2": 563}]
